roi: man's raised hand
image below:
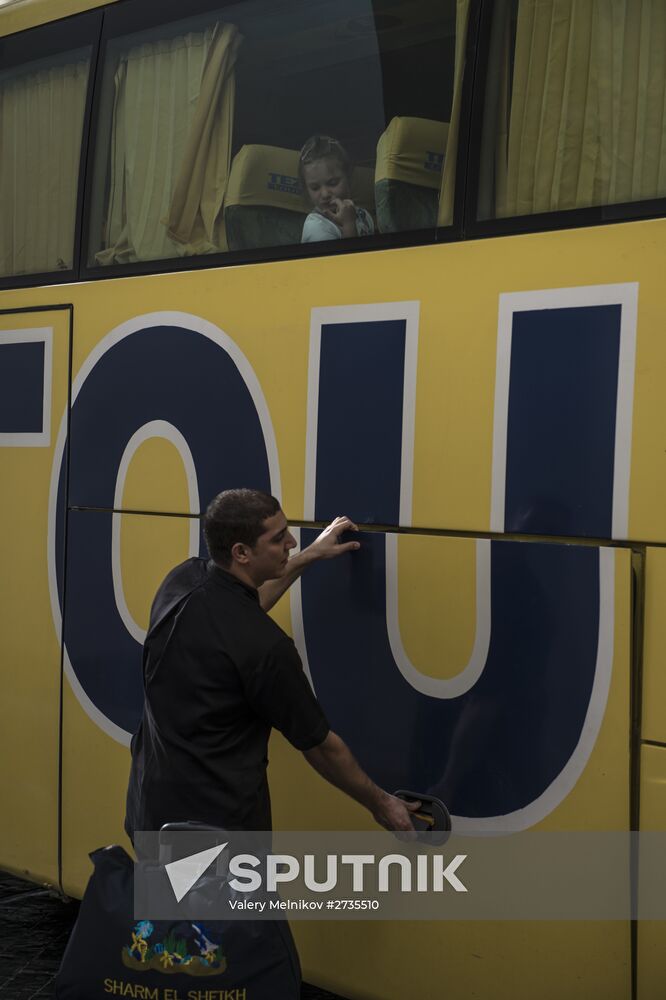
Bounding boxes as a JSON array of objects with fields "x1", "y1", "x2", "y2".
[
  {"x1": 258, "y1": 516, "x2": 360, "y2": 612},
  {"x1": 308, "y1": 515, "x2": 361, "y2": 560}
]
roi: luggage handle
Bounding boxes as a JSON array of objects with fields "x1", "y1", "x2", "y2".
[{"x1": 394, "y1": 789, "x2": 452, "y2": 843}]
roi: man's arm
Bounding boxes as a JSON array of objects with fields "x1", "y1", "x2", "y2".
[
  {"x1": 259, "y1": 515, "x2": 360, "y2": 612},
  {"x1": 303, "y1": 731, "x2": 421, "y2": 832}
]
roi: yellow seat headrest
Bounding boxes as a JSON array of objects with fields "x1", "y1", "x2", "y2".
[
  {"x1": 227, "y1": 144, "x2": 376, "y2": 216},
  {"x1": 226, "y1": 145, "x2": 307, "y2": 213},
  {"x1": 375, "y1": 117, "x2": 449, "y2": 190}
]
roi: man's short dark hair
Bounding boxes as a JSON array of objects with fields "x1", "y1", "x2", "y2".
[{"x1": 204, "y1": 489, "x2": 281, "y2": 567}]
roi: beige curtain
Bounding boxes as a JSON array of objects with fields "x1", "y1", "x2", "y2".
[
  {"x1": 438, "y1": 0, "x2": 471, "y2": 226},
  {"x1": 97, "y1": 22, "x2": 240, "y2": 265},
  {"x1": 0, "y1": 58, "x2": 89, "y2": 276},
  {"x1": 499, "y1": 0, "x2": 666, "y2": 217}
]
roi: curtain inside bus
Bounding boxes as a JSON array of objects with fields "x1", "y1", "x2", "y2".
[
  {"x1": 0, "y1": 56, "x2": 89, "y2": 276},
  {"x1": 481, "y1": 0, "x2": 666, "y2": 219},
  {"x1": 437, "y1": 0, "x2": 470, "y2": 226},
  {"x1": 96, "y1": 22, "x2": 240, "y2": 265}
]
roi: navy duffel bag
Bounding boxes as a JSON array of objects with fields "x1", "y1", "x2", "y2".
[{"x1": 55, "y1": 845, "x2": 301, "y2": 999}]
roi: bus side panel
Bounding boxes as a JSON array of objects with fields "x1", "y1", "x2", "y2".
[
  {"x1": 0, "y1": 225, "x2": 646, "y2": 993},
  {"x1": 38, "y1": 220, "x2": 666, "y2": 546},
  {"x1": 641, "y1": 548, "x2": 666, "y2": 744},
  {"x1": 271, "y1": 539, "x2": 632, "y2": 1000},
  {"x1": 60, "y1": 508, "x2": 195, "y2": 895},
  {"x1": 638, "y1": 744, "x2": 666, "y2": 1000},
  {"x1": 0, "y1": 309, "x2": 70, "y2": 885},
  {"x1": 60, "y1": 518, "x2": 633, "y2": 995},
  {"x1": 0, "y1": 0, "x2": 112, "y2": 38},
  {"x1": 637, "y1": 549, "x2": 666, "y2": 1000}
]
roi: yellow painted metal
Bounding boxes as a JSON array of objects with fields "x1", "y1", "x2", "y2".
[
  {"x1": 637, "y1": 744, "x2": 666, "y2": 1000},
  {"x1": 0, "y1": 0, "x2": 115, "y2": 38},
  {"x1": 295, "y1": 921, "x2": 628, "y2": 1000},
  {"x1": 60, "y1": 511, "x2": 193, "y2": 894},
  {"x1": 397, "y1": 535, "x2": 477, "y2": 679},
  {"x1": 642, "y1": 548, "x2": 666, "y2": 742},
  {"x1": 270, "y1": 546, "x2": 632, "y2": 1000},
  {"x1": 60, "y1": 674, "x2": 132, "y2": 896},
  {"x1": 118, "y1": 512, "x2": 194, "y2": 634},
  {"x1": 0, "y1": 310, "x2": 69, "y2": 885},
  {"x1": 0, "y1": 218, "x2": 663, "y2": 536},
  {"x1": 0, "y1": 210, "x2": 655, "y2": 996},
  {"x1": 120, "y1": 436, "x2": 195, "y2": 517}
]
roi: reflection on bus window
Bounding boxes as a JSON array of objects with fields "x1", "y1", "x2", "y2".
[
  {"x1": 89, "y1": 0, "x2": 465, "y2": 267},
  {"x1": 89, "y1": 13, "x2": 240, "y2": 266},
  {"x1": 299, "y1": 136, "x2": 374, "y2": 242},
  {"x1": 478, "y1": 0, "x2": 666, "y2": 220},
  {"x1": 0, "y1": 48, "x2": 91, "y2": 277}
]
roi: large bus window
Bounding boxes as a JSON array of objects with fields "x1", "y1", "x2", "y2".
[
  {"x1": 0, "y1": 18, "x2": 96, "y2": 279},
  {"x1": 477, "y1": 0, "x2": 666, "y2": 222},
  {"x1": 87, "y1": 0, "x2": 463, "y2": 270}
]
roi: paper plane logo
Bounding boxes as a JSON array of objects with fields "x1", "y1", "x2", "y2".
[{"x1": 165, "y1": 843, "x2": 228, "y2": 903}]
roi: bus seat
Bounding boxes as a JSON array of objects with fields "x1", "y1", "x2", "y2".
[
  {"x1": 224, "y1": 145, "x2": 307, "y2": 250},
  {"x1": 350, "y1": 164, "x2": 376, "y2": 220},
  {"x1": 374, "y1": 117, "x2": 449, "y2": 233},
  {"x1": 225, "y1": 145, "x2": 377, "y2": 249}
]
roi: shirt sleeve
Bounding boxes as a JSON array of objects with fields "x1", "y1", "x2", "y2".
[
  {"x1": 242, "y1": 637, "x2": 329, "y2": 750},
  {"x1": 301, "y1": 212, "x2": 342, "y2": 243}
]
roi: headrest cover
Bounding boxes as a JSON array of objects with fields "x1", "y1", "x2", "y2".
[
  {"x1": 226, "y1": 145, "x2": 306, "y2": 212},
  {"x1": 375, "y1": 117, "x2": 449, "y2": 189},
  {"x1": 227, "y1": 145, "x2": 376, "y2": 215}
]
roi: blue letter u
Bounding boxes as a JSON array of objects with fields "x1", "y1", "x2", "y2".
[{"x1": 295, "y1": 288, "x2": 636, "y2": 830}]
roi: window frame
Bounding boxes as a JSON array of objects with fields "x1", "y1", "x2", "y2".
[
  {"x1": 433, "y1": 0, "x2": 483, "y2": 245},
  {"x1": 462, "y1": 0, "x2": 666, "y2": 242},
  {"x1": 10, "y1": 0, "x2": 666, "y2": 287},
  {"x1": 0, "y1": 9, "x2": 103, "y2": 292},
  {"x1": 78, "y1": 0, "x2": 470, "y2": 284}
]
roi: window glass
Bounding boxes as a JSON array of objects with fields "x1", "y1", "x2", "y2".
[
  {"x1": 477, "y1": 0, "x2": 666, "y2": 221},
  {"x1": 87, "y1": 9, "x2": 237, "y2": 266},
  {"x1": 88, "y1": 0, "x2": 465, "y2": 268},
  {"x1": 0, "y1": 40, "x2": 92, "y2": 277}
]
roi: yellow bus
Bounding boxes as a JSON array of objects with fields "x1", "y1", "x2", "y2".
[{"x1": 1, "y1": 0, "x2": 665, "y2": 996}]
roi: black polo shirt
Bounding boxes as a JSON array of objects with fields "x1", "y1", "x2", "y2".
[{"x1": 125, "y1": 558, "x2": 329, "y2": 834}]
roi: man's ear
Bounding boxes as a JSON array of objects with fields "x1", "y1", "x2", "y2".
[{"x1": 230, "y1": 541, "x2": 250, "y2": 565}]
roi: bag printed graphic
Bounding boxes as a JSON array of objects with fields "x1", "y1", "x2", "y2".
[{"x1": 55, "y1": 846, "x2": 301, "y2": 999}]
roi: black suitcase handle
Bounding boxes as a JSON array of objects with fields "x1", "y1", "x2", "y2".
[{"x1": 394, "y1": 790, "x2": 452, "y2": 843}]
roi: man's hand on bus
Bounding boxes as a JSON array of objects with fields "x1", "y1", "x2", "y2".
[
  {"x1": 258, "y1": 515, "x2": 360, "y2": 611},
  {"x1": 306, "y1": 515, "x2": 360, "y2": 560}
]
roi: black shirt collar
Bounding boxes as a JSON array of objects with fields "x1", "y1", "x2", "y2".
[{"x1": 207, "y1": 560, "x2": 260, "y2": 603}]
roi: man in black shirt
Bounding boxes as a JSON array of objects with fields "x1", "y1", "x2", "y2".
[{"x1": 126, "y1": 489, "x2": 418, "y2": 836}]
